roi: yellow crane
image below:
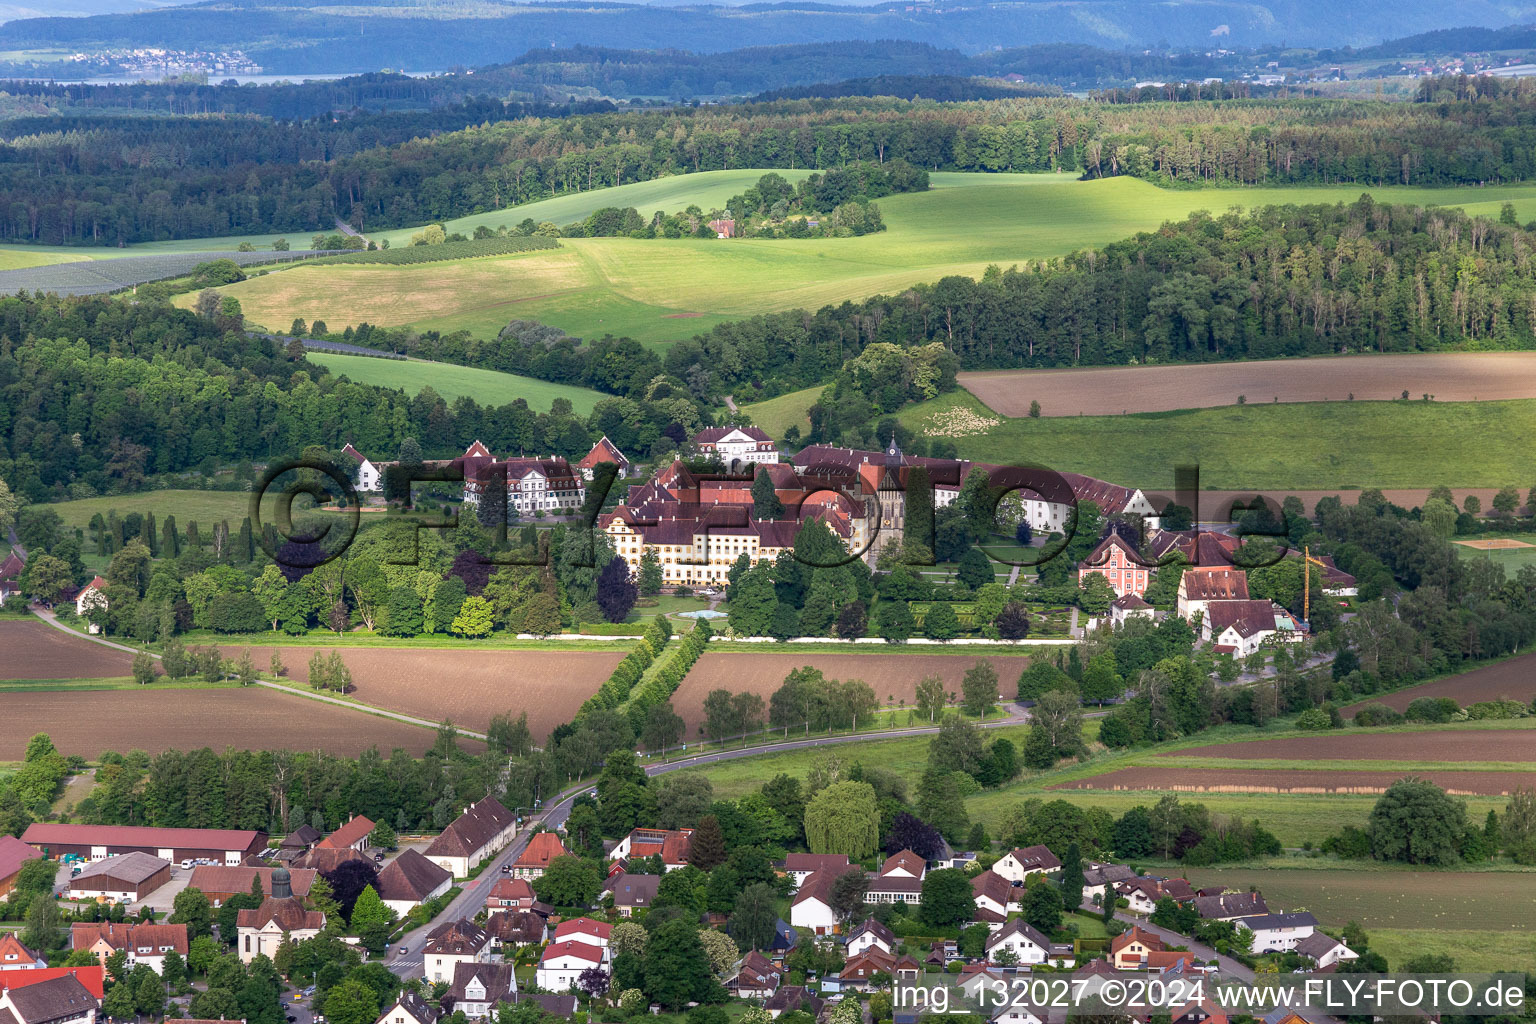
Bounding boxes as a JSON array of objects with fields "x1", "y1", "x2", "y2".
[{"x1": 1302, "y1": 545, "x2": 1329, "y2": 625}]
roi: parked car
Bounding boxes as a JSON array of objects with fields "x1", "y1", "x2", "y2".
[
  {"x1": 500, "y1": 864, "x2": 511, "y2": 873},
  {"x1": 397, "y1": 947, "x2": 408, "y2": 957}
]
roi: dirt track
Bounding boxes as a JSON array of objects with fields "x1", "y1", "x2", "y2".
[
  {"x1": 222, "y1": 645, "x2": 624, "y2": 744},
  {"x1": 961, "y1": 353, "x2": 1536, "y2": 417},
  {"x1": 671, "y1": 651, "x2": 1032, "y2": 730},
  {"x1": 1340, "y1": 651, "x2": 1536, "y2": 715},
  {"x1": 1049, "y1": 766, "x2": 1530, "y2": 796},
  {"x1": 1170, "y1": 728, "x2": 1536, "y2": 762},
  {"x1": 0, "y1": 620, "x2": 135, "y2": 680},
  {"x1": 0, "y1": 687, "x2": 451, "y2": 758}
]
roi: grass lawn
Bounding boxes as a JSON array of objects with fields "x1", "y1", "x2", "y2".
[
  {"x1": 46, "y1": 490, "x2": 260, "y2": 533},
  {"x1": 897, "y1": 389, "x2": 1536, "y2": 490},
  {"x1": 197, "y1": 173, "x2": 1536, "y2": 349},
  {"x1": 743, "y1": 385, "x2": 822, "y2": 437},
  {"x1": 305, "y1": 351, "x2": 607, "y2": 414},
  {"x1": 1369, "y1": 929, "x2": 1536, "y2": 974},
  {"x1": 1454, "y1": 536, "x2": 1536, "y2": 573}
]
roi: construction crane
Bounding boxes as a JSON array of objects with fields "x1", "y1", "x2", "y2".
[{"x1": 1302, "y1": 545, "x2": 1329, "y2": 626}]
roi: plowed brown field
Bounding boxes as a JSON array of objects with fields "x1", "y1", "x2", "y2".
[
  {"x1": 1050, "y1": 766, "x2": 1530, "y2": 796},
  {"x1": 670, "y1": 651, "x2": 1032, "y2": 729},
  {"x1": 1169, "y1": 729, "x2": 1536, "y2": 762},
  {"x1": 960, "y1": 353, "x2": 1536, "y2": 417},
  {"x1": 0, "y1": 620, "x2": 135, "y2": 680},
  {"x1": 1340, "y1": 652, "x2": 1536, "y2": 715},
  {"x1": 0, "y1": 688, "x2": 449, "y2": 758},
  {"x1": 222, "y1": 646, "x2": 623, "y2": 742}
]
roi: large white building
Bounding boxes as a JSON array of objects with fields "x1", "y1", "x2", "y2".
[{"x1": 691, "y1": 426, "x2": 779, "y2": 466}]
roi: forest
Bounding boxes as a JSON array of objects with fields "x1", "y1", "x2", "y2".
[{"x1": 7, "y1": 79, "x2": 1536, "y2": 245}]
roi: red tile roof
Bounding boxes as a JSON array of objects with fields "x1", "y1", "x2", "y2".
[
  {"x1": 0, "y1": 836, "x2": 41, "y2": 882},
  {"x1": 22, "y1": 823, "x2": 264, "y2": 852},
  {"x1": 552, "y1": 917, "x2": 611, "y2": 942},
  {"x1": 317, "y1": 815, "x2": 375, "y2": 850},
  {"x1": 514, "y1": 832, "x2": 568, "y2": 871},
  {"x1": 1181, "y1": 568, "x2": 1250, "y2": 602},
  {"x1": 71, "y1": 922, "x2": 188, "y2": 956},
  {"x1": 540, "y1": 939, "x2": 603, "y2": 965},
  {"x1": 0, "y1": 967, "x2": 104, "y2": 1000}
]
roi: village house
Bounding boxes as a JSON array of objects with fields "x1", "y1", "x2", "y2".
[
  {"x1": 957, "y1": 965, "x2": 1008, "y2": 1002},
  {"x1": 970, "y1": 870, "x2": 1019, "y2": 922},
  {"x1": 552, "y1": 918, "x2": 611, "y2": 948},
  {"x1": 1081, "y1": 863, "x2": 1137, "y2": 904},
  {"x1": 1110, "y1": 593, "x2": 1155, "y2": 627},
  {"x1": 423, "y1": 920, "x2": 492, "y2": 984},
  {"x1": 781, "y1": 853, "x2": 850, "y2": 889},
  {"x1": 865, "y1": 870, "x2": 922, "y2": 906},
  {"x1": 69, "y1": 923, "x2": 187, "y2": 976},
  {"x1": 1177, "y1": 567, "x2": 1250, "y2": 623},
  {"x1": 577, "y1": 437, "x2": 631, "y2": 481},
  {"x1": 788, "y1": 871, "x2": 839, "y2": 935},
  {"x1": 1193, "y1": 892, "x2": 1268, "y2": 921},
  {"x1": 0, "y1": 938, "x2": 44, "y2": 971},
  {"x1": 341, "y1": 444, "x2": 382, "y2": 493},
  {"x1": 1204, "y1": 600, "x2": 1304, "y2": 655},
  {"x1": 535, "y1": 940, "x2": 606, "y2": 992},
  {"x1": 67, "y1": 852, "x2": 171, "y2": 904},
  {"x1": 992, "y1": 846, "x2": 1060, "y2": 883},
  {"x1": 74, "y1": 577, "x2": 108, "y2": 631},
  {"x1": 836, "y1": 948, "x2": 921, "y2": 991},
  {"x1": 0, "y1": 972, "x2": 98, "y2": 1024},
  {"x1": 600, "y1": 872, "x2": 659, "y2": 916},
  {"x1": 0, "y1": 968, "x2": 104, "y2": 1000},
  {"x1": 1294, "y1": 932, "x2": 1358, "y2": 969},
  {"x1": 484, "y1": 878, "x2": 536, "y2": 913},
  {"x1": 424, "y1": 797, "x2": 518, "y2": 877},
  {"x1": 446, "y1": 962, "x2": 517, "y2": 1019},
  {"x1": 484, "y1": 911, "x2": 545, "y2": 951},
  {"x1": 725, "y1": 951, "x2": 780, "y2": 999},
  {"x1": 845, "y1": 918, "x2": 895, "y2": 957},
  {"x1": 318, "y1": 815, "x2": 375, "y2": 853},
  {"x1": 234, "y1": 868, "x2": 324, "y2": 963},
  {"x1": 0, "y1": 552, "x2": 25, "y2": 608},
  {"x1": 0, "y1": 837, "x2": 41, "y2": 899},
  {"x1": 1236, "y1": 912, "x2": 1317, "y2": 953},
  {"x1": 985, "y1": 918, "x2": 1052, "y2": 965},
  {"x1": 764, "y1": 986, "x2": 822, "y2": 1019},
  {"x1": 511, "y1": 832, "x2": 568, "y2": 881},
  {"x1": 879, "y1": 850, "x2": 926, "y2": 879},
  {"x1": 277, "y1": 825, "x2": 321, "y2": 859},
  {"x1": 375, "y1": 990, "x2": 438, "y2": 1024},
  {"x1": 375, "y1": 850, "x2": 452, "y2": 918},
  {"x1": 1078, "y1": 532, "x2": 1152, "y2": 599},
  {"x1": 1110, "y1": 926, "x2": 1163, "y2": 969},
  {"x1": 610, "y1": 827, "x2": 693, "y2": 871}
]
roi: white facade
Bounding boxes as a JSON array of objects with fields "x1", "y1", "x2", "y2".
[
  {"x1": 535, "y1": 942, "x2": 606, "y2": 992},
  {"x1": 845, "y1": 929, "x2": 892, "y2": 958},
  {"x1": 992, "y1": 850, "x2": 1057, "y2": 883},
  {"x1": 986, "y1": 923, "x2": 1049, "y2": 965},
  {"x1": 695, "y1": 428, "x2": 778, "y2": 465},
  {"x1": 1237, "y1": 914, "x2": 1317, "y2": 953},
  {"x1": 789, "y1": 893, "x2": 837, "y2": 936},
  {"x1": 357, "y1": 459, "x2": 381, "y2": 492}
]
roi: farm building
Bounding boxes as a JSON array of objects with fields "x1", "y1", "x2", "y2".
[
  {"x1": 277, "y1": 825, "x2": 320, "y2": 857},
  {"x1": 186, "y1": 865, "x2": 317, "y2": 906},
  {"x1": 0, "y1": 552, "x2": 23, "y2": 607},
  {"x1": 74, "y1": 577, "x2": 108, "y2": 631},
  {"x1": 22, "y1": 823, "x2": 266, "y2": 865},
  {"x1": 0, "y1": 836, "x2": 42, "y2": 898},
  {"x1": 70, "y1": 923, "x2": 188, "y2": 975},
  {"x1": 317, "y1": 815, "x2": 375, "y2": 853},
  {"x1": 67, "y1": 853, "x2": 171, "y2": 902},
  {"x1": 424, "y1": 796, "x2": 518, "y2": 877},
  {"x1": 0, "y1": 972, "x2": 98, "y2": 1024},
  {"x1": 376, "y1": 850, "x2": 451, "y2": 917},
  {"x1": 1177, "y1": 567, "x2": 1251, "y2": 622}
]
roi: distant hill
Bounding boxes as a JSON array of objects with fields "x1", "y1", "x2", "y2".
[
  {"x1": 754, "y1": 74, "x2": 1061, "y2": 102},
  {"x1": 7, "y1": 0, "x2": 1536, "y2": 73},
  {"x1": 0, "y1": 0, "x2": 196, "y2": 25}
]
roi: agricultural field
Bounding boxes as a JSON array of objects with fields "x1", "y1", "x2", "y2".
[
  {"x1": 1171, "y1": 728, "x2": 1536, "y2": 762},
  {"x1": 1179, "y1": 867, "x2": 1536, "y2": 970},
  {"x1": 305, "y1": 351, "x2": 608, "y2": 413},
  {"x1": 196, "y1": 174, "x2": 1536, "y2": 349},
  {"x1": 1048, "y1": 766, "x2": 1530, "y2": 797},
  {"x1": 314, "y1": 236, "x2": 559, "y2": 265},
  {"x1": 0, "y1": 249, "x2": 340, "y2": 296},
  {"x1": 1341, "y1": 650, "x2": 1536, "y2": 714},
  {"x1": 895, "y1": 389, "x2": 1536, "y2": 490},
  {"x1": 0, "y1": 621, "x2": 135, "y2": 680},
  {"x1": 670, "y1": 650, "x2": 1033, "y2": 732},
  {"x1": 0, "y1": 687, "x2": 453, "y2": 758},
  {"x1": 0, "y1": 248, "x2": 90, "y2": 271},
  {"x1": 958, "y1": 353, "x2": 1536, "y2": 417},
  {"x1": 221, "y1": 645, "x2": 624, "y2": 740}
]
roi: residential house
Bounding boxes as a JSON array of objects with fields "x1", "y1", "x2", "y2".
[
  {"x1": 985, "y1": 918, "x2": 1052, "y2": 965},
  {"x1": 837, "y1": 949, "x2": 921, "y2": 991},
  {"x1": 725, "y1": 951, "x2": 780, "y2": 999},
  {"x1": 318, "y1": 815, "x2": 375, "y2": 853},
  {"x1": 1115, "y1": 879, "x2": 1164, "y2": 916},
  {"x1": 601, "y1": 872, "x2": 659, "y2": 917},
  {"x1": 424, "y1": 797, "x2": 518, "y2": 878},
  {"x1": 0, "y1": 973, "x2": 98, "y2": 1024},
  {"x1": 923, "y1": 941, "x2": 958, "y2": 966},
  {"x1": 988, "y1": 1003, "x2": 1044, "y2": 1024},
  {"x1": 69, "y1": 923, "x2": 187, "y2": 975},
  {"x1": 1110, "y1": 926, "x2": 1164, "y2": 970},
  {"x1": 1079, "y1": 532, "x2": 1152, "y2": 599},
  {"x1": 446, "y1": 962, "x2": 517, "y2": 1019},
  {"x1": 865, "y1": 870, "x2": 922, "y2": 906},
  {"x1": 764, "y1": 986, "x2": 822, "y2": 1019},
  {"x1": 609, "y1": 828, "x2": 692, "y2": 871},
  {"x1": 1193, "y1": 893, "x2": 1268, "y2": 921},
  {"x1": 234, "y1": 868, "x2": 324, "y2": 963},
  {"x1": 341, "y1": 444, "x2": 382, "y2": 493},
  {"x1": 0, "y1": 552, "x2": 24, "y2": 608},
  {"x1": 484, "y1": 911, "x2": 545, "y2": 950},
  {"x1": 1176, "y1": 568, "x2": 1249, "y2": 623},
  {"x1": 1172, "y1": 998, "x2": 1229, "y2": 1024},
  {"x1": 0, "y1": 837, "x2": 41, "y2": 899},
  {"x1": 993, "y1": 846, "x2": 1060, "y2": 883},
  {"x1": 75, "y1": 577, "x2": 108, "y2": 630},
  {"x1": 535, "y1": 940, "x2": 605, "y2": 992},
  {"x1": 1204, "y1": 600, "x2": 1299, "y2": 656},
  {"x1": 970, "y1": 870, "x2": 1018, "y2": 922},
  {"x1": 511, "y1": 832, "x2": 568, "y2": 881},
  {"x1": 68, "y1": 853, "x2": 171, "y2": 903},
  {"x1": 1294, "y1": 932, "x2": 1357, "y2": 969},
  {"x1": 375, "y1": 991, "x2": 438, "y2": 1024},
  {"x1": 1071, "y1": 958, "x2": 1121, "y2": 1000},
  {"x1": 691, "y1": 426, "x2": 778, "y2": 466},
  {"x1": 781, "y1": 854, "x2": 850, "y2": 889},
  {"x1": 845, "y1": 919, "x2": 895, "y2": 957},
  {"x1": 788, "y1": 871, "x2": 840, "y2": 936},
  {"x1": 577, "y1": 437, "x2": 631, "y2": 481},
  {"x1": 485, "y1": 878, "x2": 536, "y2": 912},
  {"x1": 423, "y1": 920, "x2": 492, "y2": 984},
  {"x1": 1080, "y1": 863, "x2": 1137, "y2": 905},
  {"x1": 1236, "y1": 912, "x2": 1317, "y2": 953},
  {"x1": 376, "y1": 850, "x2": 452, "y2": 918},
  {"x1": 552, "y1": 918, "x2": 611, "y2": 948},
  {"x1": 879, "y1": 850, "x2": 926, "y2": 879},
  {"x1": 0, "y1": 938, "x2": 43, "y2": 971},
  {"x1": 958, "y1": 965, "x2": 1008, "y2": 1002},
  {"x1": 1110, "y1": 593, "x2": 1155, "y2": 627},
  {"x1": 187, "y1": 865, "x2": 317, "y2": 907},
  {"x1": 1157, "y1": 878, "x2": 1196, "y2": 902}
]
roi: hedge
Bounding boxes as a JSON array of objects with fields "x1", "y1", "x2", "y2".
[
  {"x1": 576, "y1": 615, "x2": 673, "y2": 719},
  {"x1": 620, "y1": 618, "x2": 710, "y2": 734}
]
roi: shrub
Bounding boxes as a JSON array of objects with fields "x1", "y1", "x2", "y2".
[
  {"x1": 1294, "y1": 708, "x2": 1331, "y2": 731},
  {"x1": 1352, "y1": 702, "x2": 1403, "y2": 727},
  {"x1": 1404, "y1": 696, "x2": 1460, "y2": 723},
  {"x1": 1462, "y1": 699, "x2": 1529, "y2": 720}
]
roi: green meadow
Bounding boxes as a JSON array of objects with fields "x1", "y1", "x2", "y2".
[
  {"x1": 305, "y1": 351, "x2": 607, "y2": 414},
  {"x1": 194, "y1": 173, "x2": 1536, "y2": 349}
]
